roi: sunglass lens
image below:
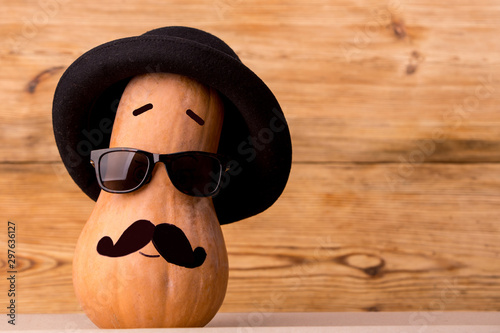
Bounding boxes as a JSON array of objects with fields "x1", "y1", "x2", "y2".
[
  {"x1": 99, "y1": 151, "x2": 149, "y2": 192},
  {"x1": 169, "y1": 154, "x2": 222, "y2": 196}
]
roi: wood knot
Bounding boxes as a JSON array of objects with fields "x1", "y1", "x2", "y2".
[
  {"x1": 26, "y1": 66, "x2": 65, "y2": 94},
  {"x1": 337, "y1": 253, "x2": 385, "y2": 277},
  {"x1": 365, "y1": 305, "x2": 381, "y2": 312},
  {"x1": 391, "y1": 17, "x2": 407, "y2": 39},
  {"x1": 406, "y1": 50, "x2": 424, "y2": 75}
]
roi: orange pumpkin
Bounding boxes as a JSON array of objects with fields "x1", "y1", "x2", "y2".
[{"x1": 73, "y1": 73, "x2": 228, "y2": 328}]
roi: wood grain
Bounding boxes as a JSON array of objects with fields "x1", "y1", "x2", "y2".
[
  {"x1": 1, "y1": 1, "x2": 500, "y2": 163},
  {"x1": 0, "y1": 0, "x2": 500, "y2": 314},
  {"x1": 1, "y1": 163, "x2": 500, "y2": 312}
]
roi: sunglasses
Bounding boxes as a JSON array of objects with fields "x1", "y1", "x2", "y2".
[{"x1": 90, "y1": 148, "x2": 230, "y2": 197}]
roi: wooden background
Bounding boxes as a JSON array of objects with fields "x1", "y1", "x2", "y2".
[{"x1": 1, "y1": 0, "x2": 500, "y2": 315}]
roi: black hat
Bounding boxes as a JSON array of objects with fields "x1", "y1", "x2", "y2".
[{"x1": 52, "y1": 26, "x2": 292, "y2": 225}]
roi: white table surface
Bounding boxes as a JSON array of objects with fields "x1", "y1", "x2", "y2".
[{"x1": 1, "y1": 312, "x2": 499, "y2": 332}]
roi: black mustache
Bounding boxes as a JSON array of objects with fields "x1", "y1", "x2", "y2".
[
  {"x1": 97, "y1": 220, "x2": 155, "y2": 257},
  {"x1": 97, "y1": 220, "x2": 206, "y2": 269}
]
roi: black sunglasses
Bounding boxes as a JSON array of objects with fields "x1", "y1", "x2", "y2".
[{"x1": 90, "y1": 148, "x2": 230, "y2": 197}]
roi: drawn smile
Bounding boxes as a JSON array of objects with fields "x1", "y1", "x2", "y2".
[{"x1": 139, "y1": 252, "x2": 161, "y2": 258}]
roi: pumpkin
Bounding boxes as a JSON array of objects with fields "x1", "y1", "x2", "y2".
[{"x1": 73, "y1": 73, "x2": 228, "y2": 328}]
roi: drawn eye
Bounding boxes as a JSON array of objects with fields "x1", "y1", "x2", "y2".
[
  {"x1": 186, "y1": 109, "x2": 205, "y2": 126},
  {"x1": 133, "y1": 103, "x2": 153, "y2": 116}
]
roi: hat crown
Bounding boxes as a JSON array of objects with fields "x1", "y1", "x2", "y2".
[
  {"x1": 53, "y1": 26, "x2": 291, "y2": 224},
  {"x1": 142, "y1": 26, "x2": 241, "y2": 63}
]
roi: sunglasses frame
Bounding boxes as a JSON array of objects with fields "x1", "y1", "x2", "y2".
[{"x1": 90, "y1": 147, "x2": 230, "y2": 197}]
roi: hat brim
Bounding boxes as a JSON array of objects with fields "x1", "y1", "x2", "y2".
[{"x1": 52, "y1": 27, "x2": 292, "y2": 224}]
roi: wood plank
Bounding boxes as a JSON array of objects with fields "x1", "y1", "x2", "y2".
[
  {"x1": 1, "y1": 0, "x2": 500, "y2": 316},
  {"x1": 1, "y1": 1, "x2": 500, "y2": 163},
  {"x1": 1, "y1": 163, "x2": 499, "y2": 313}
]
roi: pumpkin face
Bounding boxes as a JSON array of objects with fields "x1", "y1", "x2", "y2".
[{"x1": 73, "y1": 73, "x2": 228, "y2": 328}]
